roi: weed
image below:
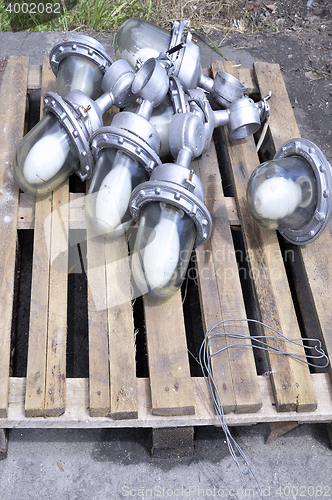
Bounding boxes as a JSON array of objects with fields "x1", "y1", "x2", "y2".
[{"x1": 0, "y1": 0, "x2": 248, "y2": 33}]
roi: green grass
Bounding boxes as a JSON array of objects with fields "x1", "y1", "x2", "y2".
[
  {"x1": 0, "y1": 0, "x2": 160, "y2": 32},
  {"x1": 0, "y1": 0, "x2": 253, "y2": 35}
]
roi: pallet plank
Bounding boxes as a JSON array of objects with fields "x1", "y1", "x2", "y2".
[
  {"x1": 25, "y1": 57, "x2": 55, "y2": 417},
  {"x1": 44, "y1": 181, "x2": 69, "y2": 416},
  {"x1": 0, "y1": 56, "x2": 29, "y2": 418},
  {"x1": 27, "y1": 64, "x2": 42, "y2": 90},
  {"x1": 17, "y1": 194, "x2": 240, "y2": 229},
  {"x1": 105, "y1": 235, "x2": 138, "y2": 419},
  {"x1": 17, "y1": 193, "x2": 35, "y2": 229},
  {"x1": 0, "y1": 429, "x2": 8, "y2": 459},
  {"x1": 3, "y1": 373, "x2": 332, "y2": 428},
  {"x1": 0, "y1": 57, "x2": 327, "y2": 435},
  {"x1": 214, "y1": 60, "x2": 317, "y2": 413},
  {"x1": 195, "y1": 234, "x2": 236, "y2": 414},
  {"x1": 254, "y1": 61, "x2": 332, "y2": 384},
  {"x1": 152, "y1": 427, "x2": 194, "y2": 457},
  {"x1": 86, "y1": 227, "x2": 110, "y2": 417},
  {"x1": 144, "y1": 292, "x2": 195, "y2": 416},
  {"x1": 194, "y1": 141, "x2": 262, "y2": 414}
]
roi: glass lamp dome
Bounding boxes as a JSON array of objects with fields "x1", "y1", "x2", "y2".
[
  {"x1": 247, "y1": 138, "x2": 332, "y2": 245},
  {"x1": 131, "y1": 201, "x2": 197, "y2": 300},
  {"x1": 115, "y1": 17, "x2": 172, "y2": 68},
  {"x1": 49, "y1": 35, "x2": 113, "y2": 99}
]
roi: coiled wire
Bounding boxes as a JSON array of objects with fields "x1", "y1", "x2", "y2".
[{"x1": 199, "y1": 318, "x2": 329, "y2": 499}]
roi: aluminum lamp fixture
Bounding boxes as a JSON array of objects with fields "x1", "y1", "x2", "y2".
[
  {"x1": 115, "y1": 17, "x2": 243, "y2": 107},
  {"x1": 210, "y1": 71, "x2": 245, "y2": 109},
  {"x1": 124, "y1": 76, "x2": 187, "y2": 162},
  {"x1": 246, "y1": 138, "x2": 332, "y2": 245},
  {"x1": 115, "y1": 17, "x2": 173, "y2": 68},
  {"x1": 49, "y1": 35, "x2": 113, "y2": 99},
  {"x1": 14, "y1": 59, "x2": 135, "y2": 197},
  {"x1": 145, "y1": 84, "x2": 271, "y2": 162},
  {"x1": 115, "y1": 18, "x2": 201, "y2": 91},
  {"x1": 129, "y1": 112, "x2": 212, "y2": 300},
  {"x1": 85, "y1": 58, "x2": 169, "y2": 238}
]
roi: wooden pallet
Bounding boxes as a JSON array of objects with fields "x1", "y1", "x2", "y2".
[{"x1": 1, "y1": 55, "x2": 332, "y2": 451}]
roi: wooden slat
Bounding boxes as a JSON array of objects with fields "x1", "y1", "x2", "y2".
[
  {"x1": 214, "y1": 60, "x2": 317, "y2": 413},
  {"x1": 17, "y1": 194, "x2": 240, "y2": 229},
  {"x1": 0, "y1": 429, "x2": 8, "y2": 459},
  {"x1": 25, "y1": 57, "x2": 55, "y2": 417},
  {"x1": 144, "y1": 292, "x2": 195, "y2": 416},
  {"x1": 24, "y1": 193, "x2": 52, "y2": 416},
  {"x1": 195, "y1": 141, "x2": 262, "y2": 414},
  {"x1": 44, "y1": 181, "x2": 69, "y2": 416},
  {"x1": 225, "y1": 197, "x2": 240, "y2": 225},
  {"x1": 27, "y1": 64, "x2": 42, "y2": 90},
  {"x1": 68, "y1": 193, "x2": 86, "y2": 229},
  {"x1": 238, "y1": 67, "x2": 259, "y2": 97},
  {"x1": 254, "y1": 61, "x2": 332, "y2": 383},
  {"x1": 86, "y1": 227, "x2": 110, "y2": 417},
  {"x1": 17, "y1": 193, "x2": 35, "y2": 229},
  {"x1": 253, "y1": 62, "x2": 298, "y2": 153},
  {"x1": 105, "y1": 235, "x2": 138, "y2": 419},
  {"x1": 195, "y1": 233, "x2": 236, "y2": 414},
  {"x1": 0, "y1": 56, "x2": 29, "y2": 418},
  {"x1": 300, "y1": 237, "x2": 332, "y2": 378},
  {"x1": 3, "y1": 373, "x2": 332, "y2": 428}
]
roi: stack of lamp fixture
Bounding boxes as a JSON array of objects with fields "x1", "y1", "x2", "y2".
[{"x1": 13, "y1": 17, "x2": 332, "y2": 300}]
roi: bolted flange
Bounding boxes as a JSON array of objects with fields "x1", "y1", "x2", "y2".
[
  {"x1": 43, "y1": 91, "x2": 96, "y2": 181},
  {"x1": 90, "y1": 126, "x2": 162, "y2": 174},
  {"x1": 274, "y1": 138, "x2": 332, "y2": 245},
  {"x1": 49, "y1": 35, "x2": 113, "y2": 76}
]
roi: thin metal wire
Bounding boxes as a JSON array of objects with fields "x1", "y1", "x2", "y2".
[
  {"x1": 256, "y1": 114, "x2": 270, "y2": 152},
  {"x1": 199, "y1": 318, "x2": 329, "y2": 499}
]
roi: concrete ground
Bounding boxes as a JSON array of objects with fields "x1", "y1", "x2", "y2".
[{"x1": 0, "y1": 30, "x2": 332, "y2": 500}]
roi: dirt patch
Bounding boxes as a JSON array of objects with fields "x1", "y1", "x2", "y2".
[
  {"x1": 157, "y1": 0, "x2": 331, "y2": 160},
  {"x1": 198, "y1": 0, "x2": 332, "y2": 161}
]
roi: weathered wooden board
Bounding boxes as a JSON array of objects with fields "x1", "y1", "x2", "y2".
[
  {"x1": 1, "y1": 57, "x2": 327, "y2": 438},
  {"x1": 0, "y1": 56, "x2": 29, "y2": 418},
  {"x1": 25, "y1": 57, "x2": 55, "y2": 417},
  {"x1": 194, "y1": 142, "x2": 262, "y2": 414},
  {"x1": 144, "y1": 292, "x2": 195, "y2": 416},
  {"x1": 105, "y1": 236, "x2": 138, "y2": 419},
  {"x1": 2, "y1": 373, "x2": 332, "y2": 428},
  {"x1": 254, "y1": 62, "x2": 332, "y2": 384},
  {"x1": 214, "y1": 60, "x2": 317, "y2": 413}
]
